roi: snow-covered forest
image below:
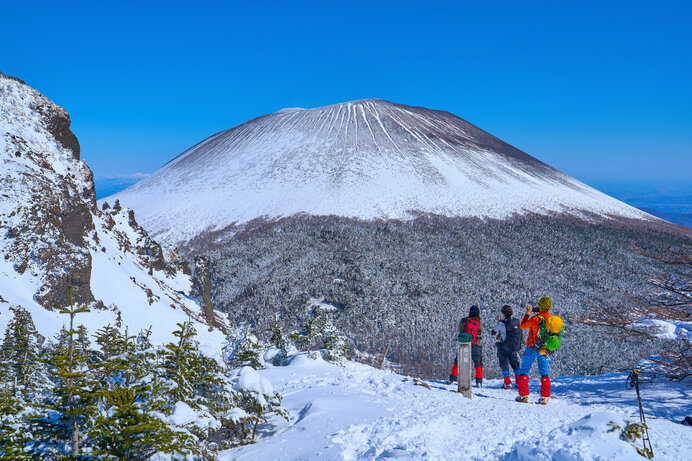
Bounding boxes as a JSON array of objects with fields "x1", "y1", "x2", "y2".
[{"x1": 200, "y1": 214, "x2": 690, "y2": 378}]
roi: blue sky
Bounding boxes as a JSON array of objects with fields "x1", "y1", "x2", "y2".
[{"x1": 1, "y1": 1, "x2": 690, "y2": 185}]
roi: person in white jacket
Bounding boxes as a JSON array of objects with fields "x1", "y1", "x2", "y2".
[{"x1": 491, "y1": 305, "x2": 523, "y2": 389}]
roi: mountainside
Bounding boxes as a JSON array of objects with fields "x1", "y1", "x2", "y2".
[
  {"x1": 0, "y1": 72, "x2": 225, "y2": 344},
  {"x1": 106, "y1": 99, "x2": 653, "y2": 245},
  {"x1": 102, "y1": 98, "x2": 690, "y2": 378}
]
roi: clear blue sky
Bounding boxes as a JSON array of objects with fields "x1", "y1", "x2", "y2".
[{"x1": 2, "y1": 0, "x2": 690, "y2": 182}]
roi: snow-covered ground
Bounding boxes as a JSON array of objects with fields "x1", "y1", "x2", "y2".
[{"x1": 220, "y1": 355, "x2": 692, "y2": 460}]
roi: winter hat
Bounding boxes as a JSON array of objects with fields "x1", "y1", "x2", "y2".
[
  {"x1": 469, "y1": 305, "x2": 480, "y2": 318},
  {"x1": 538, "y1": 297, "x2": 552, "y2": 312},
  {"x1": 501, "y1": 305, "x2": 513, "y2": 318}
]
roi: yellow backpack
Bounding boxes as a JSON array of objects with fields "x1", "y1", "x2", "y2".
[{"x1": 536, "y1": 314, "x2": 564, "y2": 353}]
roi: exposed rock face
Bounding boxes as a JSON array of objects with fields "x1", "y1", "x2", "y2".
[
  {"x1": 1, "y1": 72, "x2": 95, "y2": 306},
  {"x1": 191, "y1": 255, "x2": 215, "y2": 327},
  {"x1": 0, "y1": 72, "x2": 217, "y2": 339}
]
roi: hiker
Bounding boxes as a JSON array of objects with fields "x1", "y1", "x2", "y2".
[
  {"x1": 448, "y1": 305, "x2": 484, "y2": 387},
  {"x1": 515, "y1": 296, "x2": 564, "y2": 405},
  {"x1": 490, "y1": 305, "x2": 522, "y2": 389}
]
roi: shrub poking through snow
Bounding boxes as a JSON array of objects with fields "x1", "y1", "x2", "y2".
[
  {"x1": 503, "y1": 412, "x2": 652, "y2": 460},
  {"x1": 321, "y1": 314, "x2": 348, "y2": 364},
  {"x1": 289, "y1": 313, "x2": 324, "y2": 357},
  {"x1": 232, "y1": 366, "x2": 288, "y2": 442},
  {"x1": 266, "y1": 313, "x2": 291, "y2": 365}
]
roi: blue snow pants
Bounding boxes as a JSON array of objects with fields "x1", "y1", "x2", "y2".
[{"x1": 518, "y1": 347, "x2": 550, "y2": 376}]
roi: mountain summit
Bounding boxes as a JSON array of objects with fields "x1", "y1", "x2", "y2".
[{"x1": 107, "y1": 99, "x2": 650, "y2": 244}]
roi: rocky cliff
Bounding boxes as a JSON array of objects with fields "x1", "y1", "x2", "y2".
[{"x1": 0, "y1": 72, "x2": 224, "y2": 343}]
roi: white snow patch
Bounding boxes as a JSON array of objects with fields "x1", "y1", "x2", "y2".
[
  {"x1": 219, "y1": 354, "x2": 692, "y2": 461},
  {"x1": 502, "y1": 412, "x2": 639, "y2": 461},
  {"x1": 237, "y1": 366, "x2": 274, "y2": 396}
]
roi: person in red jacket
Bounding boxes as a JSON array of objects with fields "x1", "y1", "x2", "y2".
[
  {"x1": 515, "y1": 297, "x2": 554, "y2": 404},
  {"x1": 448, "y1": 305, "x2": 484, "y2": 387}
]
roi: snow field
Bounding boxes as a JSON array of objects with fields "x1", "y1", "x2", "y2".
[{"x1": 221, "y1": 355, "x2": 692, "y2": 460}]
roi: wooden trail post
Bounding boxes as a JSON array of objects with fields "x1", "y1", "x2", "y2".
[
  {"x1": 379, "y1": 347, "x2": 389, "y2": 370},
  {"x1": 457, "y1": 342, "x2": 472, "y2": 399}
]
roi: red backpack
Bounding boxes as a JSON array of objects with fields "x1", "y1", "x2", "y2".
[{"x1": 463, "y1": 318, "x2": 480, "y2": 345}]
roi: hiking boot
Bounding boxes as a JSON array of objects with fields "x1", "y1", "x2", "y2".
[
  {"x1": 475, "y1": 378, "x2": 483, "y2": 388},
  {"x1": 515, "y1": 395, "x2": 529, "y2": 403},
  {"x1": 537, "y1": 397, "x2": 548, "y2": 405},
  {"x1": 502, "y1": 383, "x2": 513, "y2": 390}
]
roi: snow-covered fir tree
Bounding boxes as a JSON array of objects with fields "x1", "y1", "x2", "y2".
[
  {"x1": 266, "y1": 313, "x2": 292, "y2": 365},
  {"x1": 1, "y1": 307, "x2": 48, "y2": 398},
  {"x1": 33, "y1": 292, "x2": 96, "y2": 458},
  {"x1": 223, "y1": 323, "x2": 263, "y2": 369},
  {"x1": 320, "y1": 314, "x2": 348, "y2": 364},
  {"x1": 289, "y1": 305, "x2": 349, "y2": 363}
]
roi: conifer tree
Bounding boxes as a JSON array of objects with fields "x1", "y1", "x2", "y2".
[
  {"x1": 289, "y1": 313, "x2": 323, "y2": 356},
  {"x1": 90, "y1": 386, "x2": 194, "y2": 460},
  {"x1": 224, "y1": 324, "x2": 263, "y2": 370},
  {"x1": 0, "y1": 384, "x2": 29, "y2": 458},
  {"x1": 160, "y1": 321, "x2": 202, "y2": 406},
  {"x1": 93, "y1": 324, "x2": 129, "y2": 401},
  {"x1": 266, "y1": 313, "x2": 290, "y2": 365},
  {"x1": 320, "y1": 314, "x2": 348, "y2": 364},
  {"x1": 35, "y1": 285, "x2": 96, "y2": 457},
  {"x1": 1, "y1": 307, "x2": 46, "y2": 397},
  {"x1": 87, "y1": 323, "x2": 198, "y2": 459}
]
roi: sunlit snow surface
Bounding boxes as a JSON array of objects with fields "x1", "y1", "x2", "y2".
[
  {"x1": 105, "y1": 100, "x2": 653, "y2": 245},
  {"x1": 220, "y1": 354, "x2": 691, "y2": 461}
]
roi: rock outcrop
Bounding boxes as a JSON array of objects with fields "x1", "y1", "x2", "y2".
[
  {"x1": 0, "y1": 72, "x2": 223, "y2": 342},
  {"x1": 1, "y1": 71, "x2": 95, "y2": 307}
]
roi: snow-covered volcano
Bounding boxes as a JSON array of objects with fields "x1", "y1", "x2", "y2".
[{"x1": 106, "y1": 99, "x2": 651, "y2": 244}]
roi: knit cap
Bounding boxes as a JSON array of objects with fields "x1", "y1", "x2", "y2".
[
  {"x1": 469, "y1": 305, "x2": 480, "y2": 317},
  {"x1": 538, "y1": 297, "x2": 552, "y2": 312}
]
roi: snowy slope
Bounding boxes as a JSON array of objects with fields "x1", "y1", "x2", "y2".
[
  {"x1": 221, "y1": 355, "x2": 691, "y2": 461},
  {"x1": 105, "y1": 99, "x2": 654, "y2": 245},
  {"x1": 0, "y1": 72, "x2": 225, "y2": 347}
]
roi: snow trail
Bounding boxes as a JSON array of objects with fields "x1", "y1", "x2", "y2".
[{"x1": 220, "y1": 355, "x2": 691, "y2": 460}]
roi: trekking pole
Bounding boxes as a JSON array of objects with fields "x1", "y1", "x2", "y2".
[{"x1": 626, "y1": 369, "x2": 654, "y2": 458}]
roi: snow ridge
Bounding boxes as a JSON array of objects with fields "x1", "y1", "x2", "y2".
[
  {"x1": 0, "y1": 72, "x2": 224, "y2": 347},
  {"x1": 106, "y1": 99, "x2": 653, "y2": 245}
]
